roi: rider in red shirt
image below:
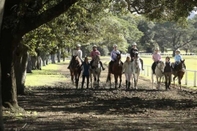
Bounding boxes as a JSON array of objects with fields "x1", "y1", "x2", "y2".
[{"x1": 90, "y1": 45, "x2": 105, "y2": 70}]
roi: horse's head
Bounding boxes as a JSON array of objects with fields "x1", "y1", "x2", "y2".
[
  {"x1": 92, "y1": 55, "x2": 100, "y2": 68},
  {"x1": 71, "y1": 55, "x2": 81, "y2": 68},
  {"x1": 116, "y1": 53, "x2": 121, "y2": 61},
  {"x1": 157, "y1": 61, "x2": 165, "y2": 73},
  {"x1": 177, "y1": 59, "x2": 186, "y2": 71}
]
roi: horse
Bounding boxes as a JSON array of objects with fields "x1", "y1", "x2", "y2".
[
  {"x1": 152, "y1": 61, "x2": 165, "y2": 89},
  {"x1": 89, "y1": 55, "x2": 101, "y2": 89},
  {"x1": 172, "y1": 60, "x2": 186, "y2": 90},
  {"x1": 106, "y1": 53, "x2": 123, "y2": 89},
  {"x1": 69, "y1": 55, "x2": 82, "y2": 89},
  {"x1": 131, "y1": 57, "x2": 142, "y2": 89},
  {"x1": 164, "y1": 62, "x2": 172, "y2": 90}
]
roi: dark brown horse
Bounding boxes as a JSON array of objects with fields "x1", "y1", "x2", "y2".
[
  {"x1": 106, "y1": 53, "x2": 123, "y2": 89},
  {"x1": 69, "y1": 55, "x2": 82, "y2": 89},
  {"x1": 172, "y1": 60, "x2": 186, "y2": 90}
]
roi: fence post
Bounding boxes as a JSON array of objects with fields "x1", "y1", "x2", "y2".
[
  {"x1": 194, "y1": 71, "x2": 197, "y2": 87},
  {"x1": 185, "y1": 71, "x2": 187, "y2": 85}
]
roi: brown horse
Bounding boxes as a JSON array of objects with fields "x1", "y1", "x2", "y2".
[
  {"x1": 106, "y1": 53, "x2": 123, "y2": 89},
  {"x1": 69, "y1": 55, "x2": 82, "y2": 89},
  {"x1": 172, "y1": 60, "x2": 186, "y2": 90}
]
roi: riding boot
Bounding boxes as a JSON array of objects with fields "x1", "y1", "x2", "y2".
[
  {"x1": 126, "y1": 80, "x2": 128, "y2": 89},
  {"x1": 128, "y1": 81, "x2": 131, "y2": 89}
]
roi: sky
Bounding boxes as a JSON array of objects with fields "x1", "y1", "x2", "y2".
[{"x1": 188, "y1": 10, "x2": 197, "y2": 19}]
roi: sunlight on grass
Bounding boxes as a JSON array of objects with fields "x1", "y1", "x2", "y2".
[{"x1": 26, "y1": 62, "x2": 68, "y2": 87}]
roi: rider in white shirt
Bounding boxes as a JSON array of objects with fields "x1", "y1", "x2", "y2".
[{"x1": 67, "y1": 44, "x2": 83, "y2": 69}]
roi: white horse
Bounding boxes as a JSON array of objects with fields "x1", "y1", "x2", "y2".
[
  {"x1": 131, "y1": 57, "x2": 142, "y2": 89},
  {"x1": 152, "y1": 61, "x2": 165, "y2": 89},
  {"x1": 90, "y1": 55, "x2": 101, "y2": 89}
]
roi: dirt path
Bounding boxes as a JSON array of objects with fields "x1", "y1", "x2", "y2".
[{"x1": 4, "y1": 62, "x2": 197, "y2": 131}]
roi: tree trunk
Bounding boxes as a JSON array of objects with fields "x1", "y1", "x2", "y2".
[
  {"x1": 0, "y1": 0, "x2": 5, "y2": 129},
  {"x1": 27, "y1": 53, "x2": 32, "y2": 73},
  {"x1": 1, "y1": 46, "x2": 18, "y2": 108},
  {"x1": 57, "y1": 49, "x2": 61, "y2": 63},
  {"x1": 51, "y1": 54, "x2": 56, "y2": 64},
  {"x1": 0, "y1": 29, "x2": 20, "y2": 109},
  {"x1": 15, "y1": 48, "x2": 28, "y2": 95}
]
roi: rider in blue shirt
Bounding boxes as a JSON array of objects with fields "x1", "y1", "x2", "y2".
[
  {"x1": 109, "y1": 44, "x2": 122, "y2": 72},
  {"x1": 174, "y1": 49, "x2": 182, "y2": 64}
]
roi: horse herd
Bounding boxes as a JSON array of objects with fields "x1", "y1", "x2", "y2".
[
  {"x1": 152, "y1": 60, "x2": 185, "y2": 90},
  {"x1": 69, "y1": 55, "x2": 186, "y2": 90}
]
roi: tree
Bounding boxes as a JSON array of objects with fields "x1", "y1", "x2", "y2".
[
  {"x1": 0, "y1": 0, "x2": 78, "y2": 109},
  {"x1": 152, "y1": 21, "x2": 197, "y2": 56},
  {"x1": 0, "y1": 0, "x2": 5, "y2": 130}
]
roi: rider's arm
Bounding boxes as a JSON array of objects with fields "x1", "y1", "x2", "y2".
[{"x1": 110, "y1": 51, "x2": 114, "y2": 61}]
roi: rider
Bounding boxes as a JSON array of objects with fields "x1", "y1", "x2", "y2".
[
  {"x1": 172, "y1": 49, "x2": 186, "y2": 70},
  {"x1": 89, "y1": 45, "x2": 105, "y2": 70},
  {"x1": 152, "y1": 47, "x2": 162, "y2": 74},
  {"x1": 109, "y1": 44, "x2": 122, "y2": 72},
  {"x1": 67, "y1": 43, "x2": 83, "y2": 69},
  {"x1": 129, "y1": 42, "x2": 144, "y2": 70}
]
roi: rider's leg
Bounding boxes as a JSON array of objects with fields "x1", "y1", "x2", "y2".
[
  {"x1": 152, "y1": 62, "x2": 156, "y2": 74},
  {"x1": 140, "y1": 58, "x2": 144, "y2": 70},
  {"x1": 99, "y1": 61, "x2": 105, "y2": 70}
]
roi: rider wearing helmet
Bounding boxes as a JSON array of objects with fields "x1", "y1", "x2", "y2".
[
  {"x1": 129, "y1": 42, "x2": 144, "y2": 70},
  {"x1": 67, "y1": 43, "x2": 83, "y2": 69},
  {"x1": 108, "y1": 44, "x2": 122, "y2": 72},
  {"x1": 90, "y1": 45, "x2": 105, "y2": 70},
  {"x1": 152, "y1": 47, "x2": 162, "y2": 74}
]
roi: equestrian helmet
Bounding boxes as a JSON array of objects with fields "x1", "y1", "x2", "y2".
[
  {"x1": 155, "y1": 47, "x2": 159, "y2": 51},
  {"x1": 176, "y1": 49, "x2": 180, "y2": 53},
  {"x1": 132, "y1": 42, "x2": 137, "y2": 46},
  {"x1": 113, "y1": 44, "x2": 117, "y2": 47},
  {"x1": 76, "y1": 44, "x2": 81, "y2": 47}
]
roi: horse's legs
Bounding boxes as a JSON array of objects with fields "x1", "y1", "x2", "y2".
[
  {"x1": 165, "y1": 75, "x2": 168, "y2": 90},
  {"x1": 114, "y1": 75, "x2": 118, "y2": 89},
  {"x1": 70, "y1": 71, "x2": 74, "y2": 84},
  {"x1": 178, "y1": 76, "x2": 182, "y2": 90},
  {"x1": 152, "y1": 73, "x2": 154, "y2": 89},
  {"x1": 156, "y1": 76, "x2": 159, "y2": 89},
  {"x1": 119, "y1": 74, "x2": 122, "y2": 88},
  {"x1": 173, "y1": 75, "x2": 177, "y2": 88},
  {"x1": 168, "y1": 74, "x2": 172, "y2": 89}
]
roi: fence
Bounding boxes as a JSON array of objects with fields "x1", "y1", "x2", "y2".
[{"x1": 141, "y1": 65, "x2": 197, "y2": 87}]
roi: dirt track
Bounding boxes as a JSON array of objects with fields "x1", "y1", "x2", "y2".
[{"x1": 3, "y1": 62, "x2": 197, "y2": 131}]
